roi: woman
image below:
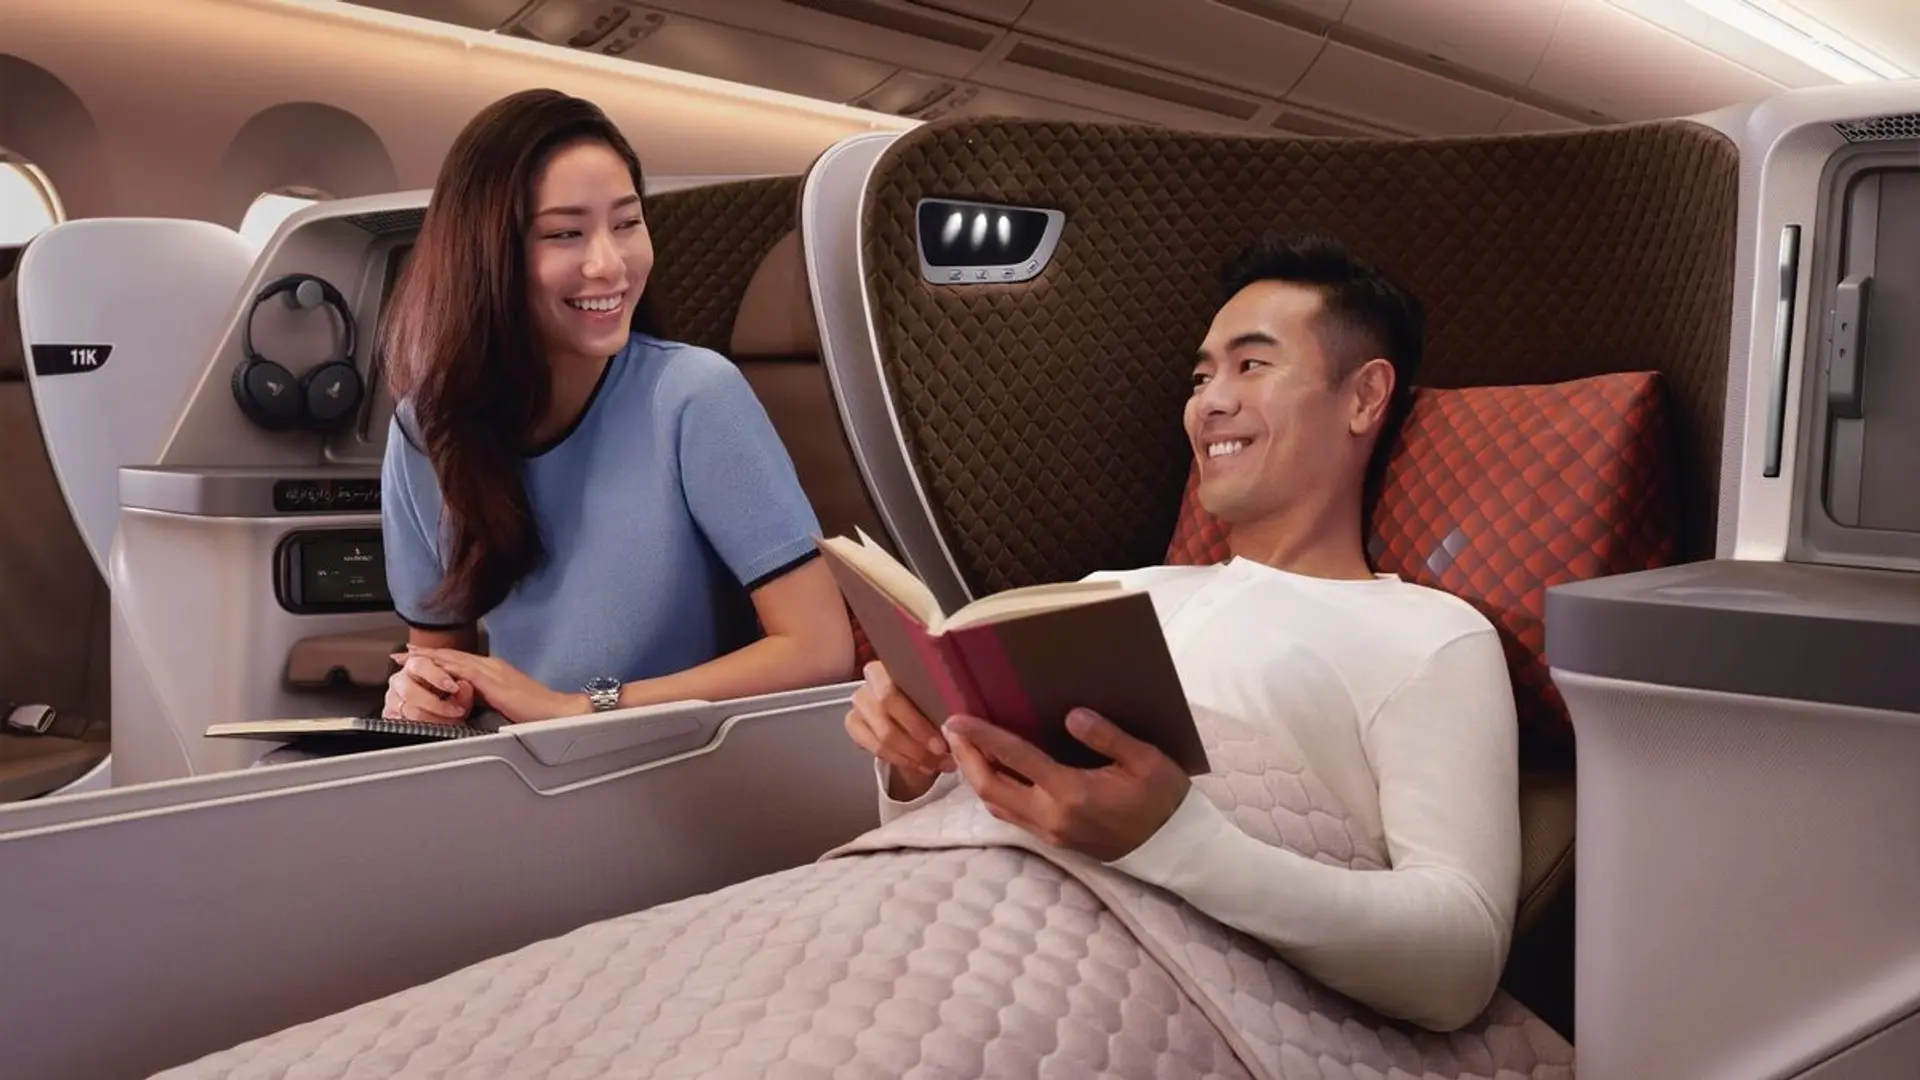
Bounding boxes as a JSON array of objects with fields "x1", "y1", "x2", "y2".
[{"x1": 378, "y1": 88, "x2": 853, "y2": 726}]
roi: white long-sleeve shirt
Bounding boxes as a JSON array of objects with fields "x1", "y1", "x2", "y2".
[{"x1": 877, "y1": 557, "x2": 1521, "y2": 1032}]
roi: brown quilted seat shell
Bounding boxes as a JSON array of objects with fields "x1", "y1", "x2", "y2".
[
  {"x1": 858, "y1": 119, "x2": 1738, "y2": 600},
  {"x1": 645, "y1": 177, "x2": 801, "y2": 353}
]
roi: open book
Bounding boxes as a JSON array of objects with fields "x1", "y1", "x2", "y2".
[{"x1": 817, "y1": 531, "x2": 1210, "y2": 775}]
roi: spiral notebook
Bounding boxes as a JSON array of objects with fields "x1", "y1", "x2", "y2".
[{"x1": 205, "y1": 709, "x2": 503, "y2": 743}]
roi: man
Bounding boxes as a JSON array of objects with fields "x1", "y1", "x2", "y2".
[{"x1": 844, "y1": 231, "x2": 1522, "y2": 1033}]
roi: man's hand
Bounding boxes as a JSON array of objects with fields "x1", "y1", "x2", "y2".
[
  {"x1": 400, "y1": 646, "x2": 586, "y2": 725},
  {"x1": 844, "y1": 662, "x2": 953, "y2": 801},
  {"x1": 945, "y1": 708, "x2": 1190, "y2": 863}
]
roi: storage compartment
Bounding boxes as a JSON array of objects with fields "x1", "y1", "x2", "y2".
[{"x1": 1792, "y1": 139, "x2": 1920, "y2": 571}]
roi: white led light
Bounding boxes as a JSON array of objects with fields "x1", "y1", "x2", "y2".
[
  {"x1": 1613, "y1": 0, "x2": 1909, "y2": 83},
  {"x1": 996, "y1": 213, "x2": 1011, "y2": 246},
  {"x1": 941, "y1": 211, "x2": 963, "y2": 245},
  {"x1": 970, "y1": 211, "x2": 988, "y2": 249},
  {"x1": 1692, "y1": 0, "x2": 1905, "y2": 81}
]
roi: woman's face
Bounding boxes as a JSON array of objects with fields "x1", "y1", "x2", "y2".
[{"x1": 523, "y1": 139, "x2": 653, "y2": 367}]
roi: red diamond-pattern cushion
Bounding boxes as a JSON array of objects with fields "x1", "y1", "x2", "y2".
[{"x1": 1166, "y1": 371, "x2": 1680, "y2": 744}]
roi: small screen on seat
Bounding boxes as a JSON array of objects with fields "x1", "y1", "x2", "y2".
[
  {"x1": 301, "y1": 536, "x2": 388, "y2": 607},
  {"x1": 275, "y1": 529, "x2": 391, "y2": 614}
]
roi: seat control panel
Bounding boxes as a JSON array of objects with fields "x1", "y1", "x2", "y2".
[{"x1": 274, "y1": 528, "x2": 390, "y2": 614}]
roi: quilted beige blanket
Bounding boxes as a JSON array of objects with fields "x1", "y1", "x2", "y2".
[{"x1": 156, "y1": 707, "x2": 1575, "y2": 1079}]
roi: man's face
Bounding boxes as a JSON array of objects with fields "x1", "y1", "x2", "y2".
[{"x1": 1184, "y1": 280, "x2": 1376, "y2": 526}]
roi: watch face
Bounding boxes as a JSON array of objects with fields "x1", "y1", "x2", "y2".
[{"x1": 585, "y1": 677, "x2": 619, "y2": 694}]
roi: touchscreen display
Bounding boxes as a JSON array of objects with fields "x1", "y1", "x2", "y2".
[{"x1": 300, "y1": 537, "x2": 389, "y2": 607}]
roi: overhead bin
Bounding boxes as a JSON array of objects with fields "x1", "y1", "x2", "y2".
[
  {"x1": 1498, "y1": 102, "x2": 1584, "y2": 134},
  {"x1": 1529, "y1": 0, "x2": 1782, "y2": 122},
  {"x1": 524, "y1": 4, "x2": 902, "y2": 105},
  {"x1": 1339, "y1": 0, "x2": 1558, "y2": 87},
  {"x1": 642, "y1": 0, "x2": 1002, "y2": 80},
  {"x1": 910, "y1": 0, "x2": 1027, "y2": 24},
  {"x1": 1286, "y1": 41, "x2": 1514, "y2": 136},
  {"x1": 1237, "y1": 0, "x2": 1352, "y2": 23},
  {"x1": 1792, "y1": 137, "x2": 1920, "y2": 569},
  {"x1": 347, "y1": 0, "x2": 528, "y2": 30},
  {"x1": 978, "y1": 38, "x2": 1268, "y2": 134},
  {"x1": 855, "y1": 75, "x2": 1140, "y2": 125},
  {"x1": 1016, "y1": 0, "x2": 1324, "y2": 99}
]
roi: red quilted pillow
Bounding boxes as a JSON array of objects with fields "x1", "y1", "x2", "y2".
[{"x1": 1166, "y1": 371, "x2": 1680, "y2": 745}]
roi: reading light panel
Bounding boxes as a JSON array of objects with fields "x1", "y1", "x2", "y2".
[{"x1": 915, "y1": 199, "x2": 1065, "y2": 285}]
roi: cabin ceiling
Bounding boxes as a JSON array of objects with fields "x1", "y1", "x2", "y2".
[
  {"x1": 340, "y1": 0, "x2": 1908, "y2": 137},
  {"x1": 1785, "y1": 0, "x2": 1920, "y2": 73}
]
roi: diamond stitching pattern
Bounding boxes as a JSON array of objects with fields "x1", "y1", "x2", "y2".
[
  {"x1": 1169, "y1": 372, "x2": 1681, "y2": 742},
  {"x1": 646, "y1": 177, "x2": 798, "y2": 353},
  {"x1": 858, "y1": 120, "x2": 1735, "y2": 600}
]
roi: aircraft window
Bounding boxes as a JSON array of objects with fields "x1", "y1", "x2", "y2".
[
  {"x1": 0, "y1": 161, "x2": 63, "y2": 244},
  {"x1": 239, "y1": 190, "x2": 325, "y2": 246}
]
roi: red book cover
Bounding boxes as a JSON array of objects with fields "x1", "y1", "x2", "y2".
[{"x1": 817, "y1": 534, "x2": 1210, "y2": 776}]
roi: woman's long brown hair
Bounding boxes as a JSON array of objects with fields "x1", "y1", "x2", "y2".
[{"x1": 380, "y1": 88, "x2": 650, "y2": 623}]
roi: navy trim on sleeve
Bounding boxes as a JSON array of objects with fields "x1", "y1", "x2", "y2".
[
  {"x1": 745, "y1": 547, "x2": 822, "y2": 592},
  {"x1": 397, "y1": 611, "x2": 471, "y2": 632}
]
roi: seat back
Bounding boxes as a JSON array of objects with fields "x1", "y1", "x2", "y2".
[
  {"x1": 847, "y1": 120, "x2": 1735, "y2": 601},
  {"x1": 731, "y1": 229, "x2": 892, "y2": 550},
  {"x1": 814, "y1": 117, "x2": 1742, "y2": 1035},
  {"x1": 0, "y1": 250, "x2": 112, "y2": 799}
]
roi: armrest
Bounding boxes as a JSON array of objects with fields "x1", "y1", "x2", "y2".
[
  {"x1": 508, "y1": 681, "x2": 859, "y2": 767},
  {"x1": 1550, "y1": 559, "x2": 1920, "y2": 1080},
  {"x1": 1545, "y1": 559, "x2": 1920, "y2": 713}
]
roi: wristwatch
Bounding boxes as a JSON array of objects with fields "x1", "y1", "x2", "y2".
[{"x1": 583, "y1": 676, "x2": 621, "y2": 713}]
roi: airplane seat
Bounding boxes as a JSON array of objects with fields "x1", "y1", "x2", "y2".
[
  {"x1": 809, "y1": 116, "x2": 1740, "y2": 1045},
  {"x1": 0, "y1": 251, "x2": 112, "y2": 802},
  {"x1": 729, "y1": 228, "x2": 891, "y2": 668}
]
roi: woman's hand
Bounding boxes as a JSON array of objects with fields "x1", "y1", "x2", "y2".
[
  {"x1": 844, "y1": 661, "x2": 953, "y2": 801},
  {"x1": 401, "y1": 646, "x2": 586, "y2": 725},
  {"x1": 383, "y1": 652, "x2": 476, "y2": 725}
]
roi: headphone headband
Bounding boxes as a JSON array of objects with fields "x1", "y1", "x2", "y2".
[
  {"x1": 232, "y1": 271, "x2": 366, "y2": 433},
  {"x1": 241, "y1": 272, "x2": 357, "y2": 368}
]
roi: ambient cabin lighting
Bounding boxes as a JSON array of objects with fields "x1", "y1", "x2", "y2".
[{"x1": 1623, "y1": 0, "x2": 1911, "y2": 83}]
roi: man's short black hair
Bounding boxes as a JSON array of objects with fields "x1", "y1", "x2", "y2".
[
  {"x1": 1219, "y1": 231, "x2": 1425, "y2": 405},
  {"x1": 1218, "y1": 232, "x2": 1426, "y2": 517}
]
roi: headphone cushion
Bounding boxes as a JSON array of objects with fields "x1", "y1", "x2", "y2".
[
  {"x1": 232, "y1": 358, "x2": 303, "y2": 431},
  {"x1": 300, "y1": 360, "x2": 365, "y2": 430}
]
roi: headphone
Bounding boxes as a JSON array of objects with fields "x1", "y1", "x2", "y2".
[{"x1": 231, "y1": 273, "x2": 366, "y2": 433}]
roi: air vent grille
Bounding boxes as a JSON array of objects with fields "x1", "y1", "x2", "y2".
[
  {"x1": 781, "y1": 0, "x2": 997, "y2": 50},
  {"x1": 343, "y1": 209, "x2": 426, "y2": 236},
  {"x1": 1834, "y1": 113, "x2": 1920, "y2": 142},
  {"x1": 1005, "y1": 41, "x2": 1261, "y2": 120}
]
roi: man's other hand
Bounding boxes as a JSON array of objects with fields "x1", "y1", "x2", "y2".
[
  {"x1": 845, "y1": 661, "x2": 954, "y2": 801},
  {"x1": 945, "y1": 708, "x2": 1190, "y2": 863}
]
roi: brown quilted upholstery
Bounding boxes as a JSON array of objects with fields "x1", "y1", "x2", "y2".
[
  {"x1": 652, "y1": 178, "x2": 884, "y2": 669},
  {"x1": 858, "y1": 119, "x2": 1737, "y2": 598},
  {"x1": 644, "y1": 177, "x2": 800, "y2": 353},
  {"x1": 1167, "y1": 372, "x2": 1682, "y2": 745}
]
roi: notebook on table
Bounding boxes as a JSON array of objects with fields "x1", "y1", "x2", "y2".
[{"x1": 206, "y1": 708, "x2": 507, "y2": 744}]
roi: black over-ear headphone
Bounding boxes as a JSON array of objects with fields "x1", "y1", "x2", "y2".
[{"x1": 231, "y1": 273, "x2": 366, "y2": 432}]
